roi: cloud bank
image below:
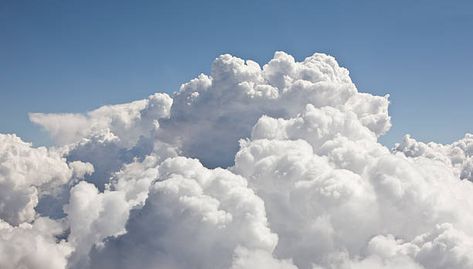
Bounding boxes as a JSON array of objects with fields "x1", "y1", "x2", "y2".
[{"x1": 1, "y1": 51, "x2": 472, "y2": 269}]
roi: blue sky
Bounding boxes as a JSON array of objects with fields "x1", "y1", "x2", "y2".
[{"x1": 1, "y1": 0, "x2": 472, "y2": 147}]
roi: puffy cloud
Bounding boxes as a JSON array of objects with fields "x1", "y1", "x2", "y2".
[
  {"x1": 65, "y1": 154, "x2": 176, "y2": 269},
  {"x1": 158, "y1": 52, "x2": 390, "y2": 167},
  {"x1": 413, "y1": 223, "x2": 473, "y2": 269},
  {"x1": 233, "y1": 109, "x2": 473, "y2": 268},
  {"x1": 33, "y1": 52, "x2": 390, "y2": 169},
  {"x1": 65, "y1": 181, "x2": 130, "y2": 269},
  {"x1": 0, "y1": 51, "x2": 472, "y2": 269},
  {"x1": 30, "y1": 93, "x2": 173, "y2": 148},
  {"x1": 234, "y1": 138, "x2": 379, "y2": 268},
  {"x1": 251, "y1": 104, "x2": 378, "y2": 148},
  {"x1": 0, "y1": 134, "x2": 73, "y2": 225},
  {"x1": 340, "y1": 223, "x2": 473, "y2": 269},
  {"x1": 88, "y1": 157, "x2": 292, "y2": 269},
  {"x1": 30, "y1": 93, "x2": 174, "y2": 192},
  {"x1": 0, "y1": 217, "x2": 72, "y2": 269},
  {"x1": 231, "y1": 247, "x2": 298, "y2": 269},
  {"x1": 394, "y1": 134, "x2": 473, "y2": 181}
]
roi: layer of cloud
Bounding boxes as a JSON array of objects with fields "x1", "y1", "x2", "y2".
[
  {"x1": 0, "y1": 217, "x2": 71, "y2": 269},
  {"x1": 394, "y1": 134, "x2": 473, "y2": 181},
  {"x1": 88, "y1": 157, "x2": 293, "y2": 269},
  {"x1": 0, "y1": 134, "x2": 77, "y2": 225},
  {"x1": 0, "y1": 51, "x2": 471, "y2": 269},
  {"x1": 30, "y1": 93, "x2": 172, "y2": 148}
]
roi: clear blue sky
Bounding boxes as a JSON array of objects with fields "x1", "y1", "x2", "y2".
[{"x1": 1, "y1": 0, "x2": 472, "y2": 147}]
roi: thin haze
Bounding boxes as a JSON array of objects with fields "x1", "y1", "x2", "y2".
[{"x1": 0, "y1": 0, "x2": 472, "y2": 146}]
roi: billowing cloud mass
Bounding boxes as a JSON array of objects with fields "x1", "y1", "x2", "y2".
[{"x1": 0, "y1": 51, "x2": 472, "y2": 269}]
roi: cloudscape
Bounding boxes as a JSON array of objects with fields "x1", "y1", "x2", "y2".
[{"x1": 1, "y1": 51, "x2": 473, "y2": 269}]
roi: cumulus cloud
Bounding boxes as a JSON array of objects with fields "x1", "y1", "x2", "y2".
[
  {"x1": 0, "y1": 134, "x2": 74, "y2": 225},
  {"x1": 394, "y1": 134, "x2": 473, "y2": 181},
  {"x1": 234, "y1": 125, "x2": 473, "y2": 268},
  {"x1": 30, "y1": 93, "x2": 172, "y2": 148},
  {"x1": 0, "y1": 51, "x2": 472, "y2": 269},
  {"x1": 158, "y1": 52, "x2": 390, "y2": 167},
  {"x1": 0, "y1": 217, "x2": 72, "y2": 269},
  {"x1": 88, "y1": 157, "x2": 293, "y2": 269}
]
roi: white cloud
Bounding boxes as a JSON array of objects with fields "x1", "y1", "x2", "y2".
[
  {"x1": 65, "y1": 181, "x2": 130, "y2": 269},
  {"x1": 0, "y1": 51, "x2": 471, "y2": 269},
  {"x1": 157, "y1": 52, "x2": 390, "y2": 167},
  {"x1": 0, "y1": 134, "x2": 73, "y2": 225},
  {"x1": 233, "y1": 111, "x2": 473, "y2": 268},
  {"x1": 394, "y1": 134, "x2": 473, "y2": 181},
  {"x1": 30, "y1": 93, "x2": 172, "y2": 148},
  {"x1": 87, "y1": 157, "x2": 291, "y2": 269},
  {"x1": 0, "y1": 217, "x2": 72, "y2": 269}
]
